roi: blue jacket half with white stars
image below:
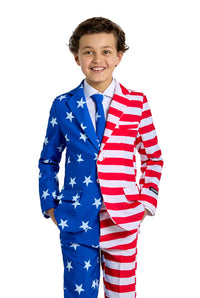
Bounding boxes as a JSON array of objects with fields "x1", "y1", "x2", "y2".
[{"x1": 39, "y1": 81, "x2": 103, "y2": 244}]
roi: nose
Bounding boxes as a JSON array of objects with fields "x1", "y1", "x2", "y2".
[{"x1": 92, "y1": 53, "x2": 103, "y2": 63}]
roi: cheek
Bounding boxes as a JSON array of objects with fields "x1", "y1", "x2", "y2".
[{"x1": 80, "y1": 58, "x2": 90, "y2": 72}]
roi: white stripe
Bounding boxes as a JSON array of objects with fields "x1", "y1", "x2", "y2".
[
  {"x1": 104, "y1": 274, "x2": 136, "y2": 286},
  {"x1": 98, "y1": 164, "x2": 135, "y2": 175},
  {"x1": 103, "y1": 259, "x2": 136, "y2": 271},
  {"x1": 117, "y1": 221, "x2": 141, "y2": 231},
  {"x1": 141, "y1": 130, "x2": 157, "y2": 142},
  {"x1": 101, "y1": 233, "x2": 138, "y2": 250},
  {"x1": 105, "y1": 289, "x2": 136, "y2": 297},
  {"x1": 106, "y1": 135, "x2": 135, "y2": 144},
  {"x1": 126, "y1": 107, "x2": 141, "y2": 115},
  {"x1": 110, "y1": 100, "x2": 127, "y2": 111},
  {"x1": 102, "y1": 194, "x2": 126, "y2": 204},
  {"x1": 101, "y1": 150, "x2": 133, "y2": 159},
  {"x1": 140, "y1": 115, "x2": 153, "y2": 127},
  {"x1": 107, "y1": 203, "x2": 144, "y2": 218},
  {"x1": 100, "y1": 224, "x2": 124, "y2": 236},
  {"x1": 100, "y1": 180, "x2": 136, "y2": 188},
  {"x1": 102, "y1": 247, "x2": 137, "y2": 257}
]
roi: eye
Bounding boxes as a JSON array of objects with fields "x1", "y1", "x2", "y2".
[
  {"x1": 103, "y1": 50, "x2": 111, "y2": 54},
  {"x1": 84, "y1": 51, "x2": 93, "y2": 55}
]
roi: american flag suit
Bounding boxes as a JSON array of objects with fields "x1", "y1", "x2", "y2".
[{"x1": 39, "y1": 80, "x2": 163, "y2": 297}]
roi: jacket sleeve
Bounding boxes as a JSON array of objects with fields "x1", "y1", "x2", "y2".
[
  {"x1": 136, "y1": 96, "x2": 164, "y2": 215},
  {"x1": 38, "y1": 100, "x2": 66, "y2": 217}
]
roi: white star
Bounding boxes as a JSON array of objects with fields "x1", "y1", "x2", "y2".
[
  {"x1": 43, "y1": 159, "x2": 49, "y2": 163},
  {"x1": 57, "y1": 144, "x2": 63, "y2": 152},
  {"x1": 83, "y1": 176, "x2": 93, "y2": 186},
  {"x1": 72, "y1": 193, "x2": 80, "y2": 201},
  {"x1": 58, "y1": 219, "x2": 69, "y2": 230},
  {"x1": 96, "y1": 111, "x2": 101, "y2": 121},
  {"x1": 79, "y1": 221, "x2": 92, "y2": 232},
  {"x1": 57, "y1": 193, "x2": 64, "y2": 200},
  {"x1": 58, "y1": 95, "x2": 66, "y2": 101},
  {"x1": 72, "y1": 200, "x2": 81, "y2": 209},
  {"x1": 84, "y1": 260, "x2": 92, "y2": 271},
  {"x1": 66, "y1": 112, "x2": 75, "y2": 122},
  {"x1": 44, "y1": 137, "x2": 49, "y2": 145},
  {"x1": 50, "y1": 117, "x2": 58, "y2": 127},
  {"x1": 42, "y1": 189, "x2": 50, "y2": 199},
  {"x1": 79, "y1": 133, "x2": 87, "y2": 142},
  {"x1": 69, "y1": 177, "x2": 76, "y2": 188},
  {"x1": 65, "y1": 134, "x2": 70, "y2": 142},
  {"x1": 70, "y1": 243, "x2": 80, "y2": 250},
  {"x1": 66, "y1": 261, "x2": 73, "y2": 272},
  {"x1": 75, "y1": 284, "x2": 85, "y2": 295},
  {"x1": 94, "y1": 153, "x2": 98, "y2": 160},
  {"x1": 92, "y1": 198, "x2": 102, "y2": 209},
  {"x1": 67, "y1": 156, "x2": 71, "y2": 164},
  {"x1": 80, "y1": 123, "x2": 87, "y2": 130},
  {"x1": 39, "y1": 172, "x2": 42, "y2": 179},
  {"x1": 91, "y1": 279, "x2": 99, "y2": 289},
  {"x1": 77, "y1": 154, "x2": 84, "y2": 163},
  {"x1": 52, "y1": 191, "x2": 57, "y2": 199},
  {"x1": 77, "y1": 98, "x2": 86, "y2": 108}
]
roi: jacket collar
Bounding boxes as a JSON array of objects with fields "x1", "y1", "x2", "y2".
[
  {"x1": 65, "y1": 80, "x2": 129, "y2": 151},
  {"x1": 66, "y1": 81, "x2": 101, "y2": 151}
]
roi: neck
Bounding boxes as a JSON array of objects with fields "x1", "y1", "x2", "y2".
[{"x1": 85, "y1": 78, "x2": 113, "y2": 93}]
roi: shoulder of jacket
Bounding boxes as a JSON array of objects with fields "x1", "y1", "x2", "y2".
[{"x1": 118, "y1": 82, "x2": 146, "y2": 99}]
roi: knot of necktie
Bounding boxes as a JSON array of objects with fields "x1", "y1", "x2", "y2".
[{"x1": 91, "y1": 94, "x2": 104, "y2": 104}]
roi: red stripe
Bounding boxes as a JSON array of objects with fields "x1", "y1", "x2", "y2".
[
  {"x1": 120, "y1": 114, "x2": 141, "y2": 122},
  {"x1": 104, "y1": 200, "x2": 141, "y2": 211},
  {"x1": 99, "y1": 158, "x2": 134, "y2": 167},
  {"x1": 142, "y1": 109, "x2": 152, "y2": 119},
  {"x1": 103, "y1": 251, "x2": 137, "y2": 263},
  {"x1": 111, "y1": 212, "x2": 144, "y2": 224},
  {"x1": 100, "y1": 187, "x2": 125, "y2": 195},
  {"x1": 100, "y1": 231, "x2": 130, "y2": 243},
  {"x1": 140, "y1": 194, "x2": 157, "y2": 207},
  {"x1": 102, "y1": 143, "x2": 133, "y2": 151},
  {"x1": 139, "y1": 123, "x2": 155, "y2": 134},
  {"x1": 104, "y1": 279, "x2": 136, "y2": 293},
  {"x1": 98, "y1": 172, "x2": 135, "y2": 181},
  {"x1": 104, "y1": 266, "x2": 136, "y2": 279}
]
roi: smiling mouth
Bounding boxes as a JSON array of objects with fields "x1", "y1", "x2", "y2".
[{"x1": 90, "y1": 67, "x2": 106, "y2": 72}]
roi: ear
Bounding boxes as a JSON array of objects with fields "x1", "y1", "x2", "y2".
[
  {"x1": 73, "y1": 53, "x2": 81, "y2": 66},
  {"x1": 115, "y1": 51, "x2": 123, "y2": 66}
]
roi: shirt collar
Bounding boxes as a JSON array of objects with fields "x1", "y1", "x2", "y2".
[{"x1": 83, "y1": 79, "x2": 116, "y2": 99}]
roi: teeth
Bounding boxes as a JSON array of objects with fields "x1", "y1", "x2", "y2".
[{"x1": 92, "y1": 68, "x2": 104, "y2": 71}]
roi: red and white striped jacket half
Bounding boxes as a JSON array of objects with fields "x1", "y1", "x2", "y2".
[{"x1": 97, "y1": 81, "x2": 164, "y2": 231}]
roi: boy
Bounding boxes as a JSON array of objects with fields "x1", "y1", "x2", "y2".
[{"x1": 39, "y1": 17, "x2": 163, "y2": 298}]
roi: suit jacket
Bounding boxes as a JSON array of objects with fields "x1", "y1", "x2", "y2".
[{"x1": 38, "y1": 80, "x2": 163, "y2": 237}]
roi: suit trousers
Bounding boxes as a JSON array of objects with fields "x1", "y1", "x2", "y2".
[{"x1": 60, "y1": 205, "x2": 139, "y2": 298}]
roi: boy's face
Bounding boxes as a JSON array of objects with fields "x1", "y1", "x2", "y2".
[{"x1": 74, "y1": 33, "x2": 123, "y2": 92}]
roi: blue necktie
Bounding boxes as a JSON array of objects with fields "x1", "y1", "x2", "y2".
[{"x1": 91, "y1": 94, "x2": 106, "y2": 143}]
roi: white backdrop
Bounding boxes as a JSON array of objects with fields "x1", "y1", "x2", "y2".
[{"x1": 1, "y1": 0, "x2": 200, "y2": 297}]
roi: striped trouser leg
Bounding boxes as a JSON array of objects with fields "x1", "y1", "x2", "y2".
[{"x1": 100, "y1": 207, "x2": 139, "y2": 298}]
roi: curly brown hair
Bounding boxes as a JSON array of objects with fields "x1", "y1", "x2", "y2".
[{"x1": 68, "y1": 17, "x2": 129, "y2": 54}]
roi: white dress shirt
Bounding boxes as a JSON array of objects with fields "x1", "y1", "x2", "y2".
[{"x1": 83, "y1": 79, "x2": 116, "y2": 131}]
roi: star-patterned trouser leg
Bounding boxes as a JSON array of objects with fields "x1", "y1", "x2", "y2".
[
  {"x1": 60, "y1": 239, "x2": 100, "y2": 297},
  {"x1": 100, "y1": 206, "x2": 139, "y2": 298}
]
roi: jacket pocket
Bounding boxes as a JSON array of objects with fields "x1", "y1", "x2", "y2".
[
  {"x1": 56, "y1": 189, "x2": 82, "y2": 202},
  {"x1": 54, "y1": 190, "x2": 83, "y2": 231}
]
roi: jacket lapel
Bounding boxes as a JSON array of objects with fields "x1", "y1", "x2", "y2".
[
  {"x1": 100, "y1": 81, "x2": 128, "y2": 150},
  {"x1": 66, "y1": 82, "x2": 100, "y2": 151}
]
